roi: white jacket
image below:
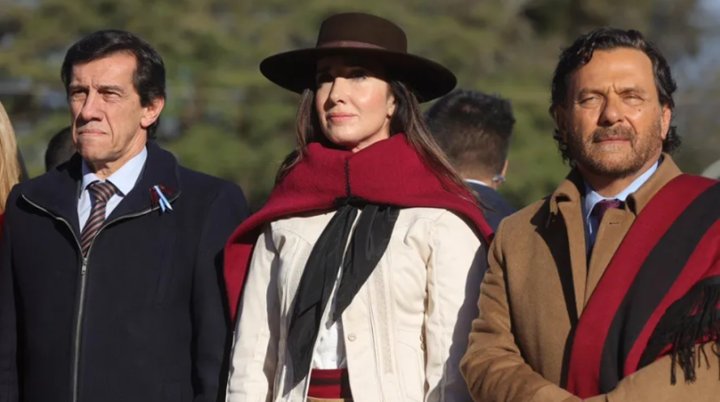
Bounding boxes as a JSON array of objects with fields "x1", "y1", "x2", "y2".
[{"x1": 226, "y1": 207, "x2": 484, "y2": 402}]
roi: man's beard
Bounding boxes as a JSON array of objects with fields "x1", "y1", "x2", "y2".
[{"x1": 566, "y1": 121, "x2": 663, "y2": 179}]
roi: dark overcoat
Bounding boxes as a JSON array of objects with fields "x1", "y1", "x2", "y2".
[
  {"x1": 0, "y1": 141, "x2": 248, "y2": 402},
  {"x1": 466, "y1": 181, "x2": 515, "y2": 231}
]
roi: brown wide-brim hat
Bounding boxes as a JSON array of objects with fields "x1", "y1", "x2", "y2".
[{"x1": 260, "y1": 12, "x2": 457, "y2": 102}]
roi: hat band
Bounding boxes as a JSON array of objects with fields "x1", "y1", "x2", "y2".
[{"x1": 317, "y1": 40, "x2": 399, "y2": 52}]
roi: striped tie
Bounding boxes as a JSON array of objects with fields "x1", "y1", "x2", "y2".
[{"x1": 80, "y1": 181, "x2": 116, "y2": 257}]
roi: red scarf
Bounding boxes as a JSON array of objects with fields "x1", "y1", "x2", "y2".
[
  {"x1": 223, "y1": 134, "x2": 493, "y2": 321},
  {"x1": 566, "y1": 175, "x2": 720, "y2": 396}
]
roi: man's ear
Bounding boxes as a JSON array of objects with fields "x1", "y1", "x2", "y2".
[
  {"x1": 551, "y1": 105, "x2": 569, "y2": 143},
  {"x1": 660, "y1": 104, "x2": 672, "y2": 141},
  {"x1": 141, "y1": 97, "x2": 165, "y2": 129}
]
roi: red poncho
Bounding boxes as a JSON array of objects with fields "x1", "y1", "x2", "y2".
[{"x1": 223, "y1": 134, "x2": 493, "y2": 321}]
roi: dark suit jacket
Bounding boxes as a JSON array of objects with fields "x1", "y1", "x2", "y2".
[
  {"x1": 0, "y1": 141, "x2": 249, "y2": 402},
  {"x1": 466, "y1": 181, "x2": 515, "y2": 231}
]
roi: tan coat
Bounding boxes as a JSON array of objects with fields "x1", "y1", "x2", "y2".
[
  {"x1": 227, "y1": 207, "x2": 485, "y2": 402},
  {"x1": 461, "y1": 156, "x2": 720, "y2": 402}
]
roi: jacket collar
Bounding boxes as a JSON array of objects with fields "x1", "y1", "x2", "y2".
[
  {"x1": 624, "y1": 154, "x2": 682, "y2": 214},
  {"x1": 547, "y1": 169, "x2": 584, "y2": 228},
  {"x1": 21, "y1": 141, "x2": 181, "y2": 235},
  {"x1": 106, "y1": 141, "x2": 181, "y2": 221},
  {"x1": 21, "y1": 153, "x2": 85, "y2": 234},
  {"x1": 546, "y1": 153, "x2": 682, "y2": 226}
]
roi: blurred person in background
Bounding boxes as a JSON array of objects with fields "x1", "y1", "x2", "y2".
[
  {"x1": 224, "y1": 12, "x2": 492, "y2": 402},
  {"x1": 426, "y1": 89, "x2": 516, "y2": 230},
  {"x1": 0, "y1": 30, "x2": 249, "y2": 402},
  {"x1": 0, "y1": 102, "x2": 22, "y2": 214},
  {"x1": 45, "y1": 126, "x2": 76, "y2": 171},
  {"x1": 461, "y1": 27, "x2": 720, "y2": 401}
]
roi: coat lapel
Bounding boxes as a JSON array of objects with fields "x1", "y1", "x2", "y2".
[
  {"x1": 549, "y1": 172, "x2": 588, "y2": 317},
  {"x1": 20, "y1": 155, "x2": 84, "y2": 237},
  {"x1": 558, "y1": 203, "x2": 588, "y2": 316},
  {"x1": 107, "y1": 141, "x2": 181, "y2": 221}
]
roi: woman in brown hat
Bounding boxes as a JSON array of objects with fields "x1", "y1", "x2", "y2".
[{"x1": 224, "y1": 12, "x2": 492, "y2": 401}]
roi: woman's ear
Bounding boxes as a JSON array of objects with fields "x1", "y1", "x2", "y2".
[{"x1": 386, "y1": 92, "x2": 396, "y2": 118}]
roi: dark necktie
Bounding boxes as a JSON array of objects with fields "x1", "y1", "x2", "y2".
[
  {"x1": 591, "y1": 198, "x2": 624, "y2": 224},
  {"x1": 80, "y1": 181, "x2": 117, "y2": 257}
]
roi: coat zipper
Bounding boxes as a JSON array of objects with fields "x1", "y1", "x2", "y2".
[
  {"x1": 20, "y1": 196, "x2": 86, "y2": 402},
  {"x1": 72, "y1": 257, "x2": 89, "y2": 402},
  {"x1": 20, "y1": 194, "x2": 176, "y2": 402}
]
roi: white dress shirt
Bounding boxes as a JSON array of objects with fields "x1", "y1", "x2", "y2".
[
  {"x1": 77, "y1": 147, "x2": 147, "y2": 229},
  {"x1": 311, "y1": 271, "x2": 348, "y2": 369},
  {"x1": 582, "y1": 161, "x2": 658, "y2": 247}
]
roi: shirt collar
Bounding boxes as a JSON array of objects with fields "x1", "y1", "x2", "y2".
[
  {"x1": 583, "y1": 161, "x2": 659, "y2": 221},
  {"x1": 80, "y1": 147, "x2": 148, "y2": 197}
]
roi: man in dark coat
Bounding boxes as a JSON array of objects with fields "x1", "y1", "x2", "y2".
[
  {"x1": 0, "y1": 30, "x2": 249, "y2": 402},
  {"x1": 426, "y1": 89, "x2": 516, "y2": 230}
]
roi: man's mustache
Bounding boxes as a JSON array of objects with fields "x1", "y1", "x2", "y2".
[{"x1": 592, "y1": 127, "x2": 633, "y2": 142}]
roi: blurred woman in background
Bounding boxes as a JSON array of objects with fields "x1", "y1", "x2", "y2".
[{"x1": 0, "y1": 102, "x2": 22, "y2": 213}]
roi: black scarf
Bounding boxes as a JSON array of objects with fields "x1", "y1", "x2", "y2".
[{"x1": 287, "y1": 199, "x2": 399, "y2": 384}]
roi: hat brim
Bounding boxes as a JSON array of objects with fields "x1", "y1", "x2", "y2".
[{"x1": 259, "y1": 47, "x2": 456, "y2": 102}]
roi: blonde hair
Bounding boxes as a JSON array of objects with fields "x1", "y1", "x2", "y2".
[{"x1": 0, "y1": 102, "x2": 22, "y2": 212}]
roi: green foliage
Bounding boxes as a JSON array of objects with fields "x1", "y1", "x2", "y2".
[{"x1": 0, "y1": 0, "x2": 708, "y2": 210}]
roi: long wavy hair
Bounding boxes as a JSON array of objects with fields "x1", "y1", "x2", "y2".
[
  {"x1": 0, "y1": 102, "x2": 22, "y2": 212},
  {"x1": 276, "y1": 80, "x2": 469, "y2": 196}
]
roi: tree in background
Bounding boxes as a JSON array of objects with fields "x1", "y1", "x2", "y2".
[{"x1": 0, "y1": 0, "x2": 711, "y2": 209}]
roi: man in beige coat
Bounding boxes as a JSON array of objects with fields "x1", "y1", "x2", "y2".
[{"x1": 461, "y1": 28, "x2": 720, "y2": 401}]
